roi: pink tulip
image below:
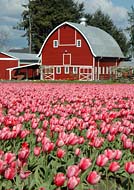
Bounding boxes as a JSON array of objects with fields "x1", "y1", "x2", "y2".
[
  {"x1": 109, "y1": 162, "x2": 120, "y2": 172},
  {"x1": 34, "y1": 146, "x2": 41, "y2": 156},
  {"x1": 54, "y1": 173, "x2": 66, "y2": 187},
  {"x1": 19, "y1": 170, "x2": 31, "y2": 179},
  {"x1": 125, "y1": 162, "x2": 134, "y2": 174},
  {"x1": 104, "y1": 149, "x2": 116, "y2": 160},
  {"x1": 123, "y1": 138, "x2": 132, "y2": 149},
  {"x1": 67, "y1": 176, "x2": 80, "y2": 189},
  {"x1": 79, "y1": 157, "x2": 92, "y2": 171},
  {"x1": 114, "y1": 149, "x2": 122, "y2": 160},
  {"x1": 75, "y1": 148, "x2": 81, "y2": 156},
  {"x1": 96, "y1": 154, "x2": 108, "y2": 167},
  {"x1": 67, "y1": 165, "x2": 80, "y2": 178},
  {"x1": 87, "y1": 171, "x2": 101, "y2": 185},
  {"x1": 4, "y1": 152, "x2": 16, "y2": 164},
  {"x1": 4, "y1": 167, "x2": 16, "y2": 180}
]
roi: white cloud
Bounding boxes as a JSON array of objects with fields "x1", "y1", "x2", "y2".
[
  {"x1": 0, "y1": 0, "x2": 28, "y2": 17},
  {"x1": 76, "y1": 0, "x2": 128, "y2": 28}
]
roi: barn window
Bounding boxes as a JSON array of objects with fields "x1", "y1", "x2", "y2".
[
  {"x1": 76, "y1": 40, "x2": 81, "y2": 47},
  {"x1": 64, "y1": 66, "x2": 69, "y2": 74},
  {"x1": 56, "y1": 67, "x2": 61, "y2": 74},
  {"x1": 106, "y1": 67, "x2": 109, "y2": 74},
  {"x1": 73, "y1": 67, "x2": 78, "y2": 74},
  {"x1": 53, "y1": 40, "x2": 58, "y2": 48}
]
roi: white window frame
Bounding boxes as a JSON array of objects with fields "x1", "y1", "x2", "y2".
[
  {"x1": 102, "y1": 67, "x2": 105, "y2": 74},
  {"x1": 73, "y1": 67, "x2": 78, "y2": 74},
  {"x1": 56, "y1": 67, "x2": 61, "y2": 74},
  {"x1": 76, "y1": 39, "x2": 81, "y2": 47},
  {"x1": 106, "y1": 67, "x2": 109, "y2": 74},
  {"x1": 53, "y1": 40, "x2": 58, "y2": 48},
  {"x1": 64, "y1": 66, "x2": 69, "y2": 74}
]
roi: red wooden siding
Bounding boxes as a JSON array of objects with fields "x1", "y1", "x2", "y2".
[
  {"x1": 42, "y1": 24, "x2": 93, "y2": 67},
  {"x1": 59, "y1": 25, "x2": 75, "y2": 44},
  {"x1": 0, "y1": 60, "x2": 18, "y2": 80},
  {"x1": 0, "y1": 53, "x2": 13, "y2": 59}
]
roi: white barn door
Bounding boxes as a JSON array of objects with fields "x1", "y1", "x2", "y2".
[{"x1": 79, "y1": 67, "x2": 93, "y2": 81}]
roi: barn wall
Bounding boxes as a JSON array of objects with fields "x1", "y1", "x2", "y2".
[
  {"x1": 95, "y1": 59, "x2": 120, "y2": 80},
  {"x1": 0, "y1": 53, "x2": 13, "y2": 59},
  {"x1": 0, "y1": 60, "x2": 18, "y2": 80},
  {"x1": 41, "y1": 24, "x2": 93, "y2": 67}
]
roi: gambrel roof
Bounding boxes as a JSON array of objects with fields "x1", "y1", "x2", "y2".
[{"x1": 38, "y1": 22, "x2": 124, "y2": 58}]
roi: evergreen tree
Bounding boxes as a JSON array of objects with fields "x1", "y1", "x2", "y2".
[
  {"x1": 85, "y1": 10, "x2": 129, "y2": 56},
  {"x1": 17, "y1": 0, "x2": 84, "y2": 53},
  {"x1": 127, "y1": 6, "x2": 134, "y2": 57}
]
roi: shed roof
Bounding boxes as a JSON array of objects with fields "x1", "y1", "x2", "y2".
[
  {"x1": 38, "y1": 22, "x2": 124, "y2": 58},
  {"x1": 5, "y1": 52, "x2": 39, "y2": 62}
]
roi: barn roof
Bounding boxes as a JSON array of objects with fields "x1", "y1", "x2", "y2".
[
  {"x1": 5, "y1": 52, "x2": 39, "y2": 62},
  {"x1": 38, "y1": 22, "x2": 124, "y2": 58}
]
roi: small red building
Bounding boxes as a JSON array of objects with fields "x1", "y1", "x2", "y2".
[
  {"x1": 0, "y1": 52, "x2": 18, "y2": 80},
  {"x1": 0, "y1": 52, "x2": 39, "y2": 80},
  {"x1": 38, "y1": 21, "x2": 124, "y2": 81}
]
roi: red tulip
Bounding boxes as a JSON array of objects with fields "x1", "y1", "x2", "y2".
[
  {"x1": 79, "y1": 157, "x2": 92, "y2": 171},
  {"x1": 4, "y1": 167, "x2": 16, "y2": 180},
  {"x1": 54, "y1": 173, "x2": 66, "y2": 187},
  {"x1": 109, "y1": 162, "x2": 120, "y2": 172},
  {"x1": 56, "y1": 148, "x2": 66, "y2": 159},
  {"x1": 67, "y1": 176, "x2": 80, "y2": 189},
  {"x1": 4, "y1": 152, "x2": 16, "y2": 164},
  {"x1": 87, "y1": 171, "x2": 101, "y2": 185},
  {"x1": 125, "y1": 162, "x2": 134, "y2": 174},
  {"x1": 96, "y1": 154, "x2": 108, "y2": 167}
]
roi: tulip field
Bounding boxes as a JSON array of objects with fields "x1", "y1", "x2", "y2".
[{"x1": 0, "y1": 82, "x2": 134, "y2": 190}]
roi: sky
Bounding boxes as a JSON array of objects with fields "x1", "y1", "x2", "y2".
[{"x1": 0, "y1": 0, "x2": 134, "y2": 51}]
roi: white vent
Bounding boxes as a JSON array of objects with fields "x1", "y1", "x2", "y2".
[{"x1": 80, "y1": 17, "x2": 87, "y2": 26}]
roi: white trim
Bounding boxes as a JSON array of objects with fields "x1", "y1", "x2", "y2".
[
  {"x1": 102, "y1": 67, "x2": 105, "y2": 74},
  {"x1": 6, "y1": 63, "x2": 40, "y2": 71},
  {"x1": 38, "y1": 22, "x2": 96, "y2": 57},
  {"x1": 63, "y1": 53, "x2": 71, "y2": 65},
  {"x1": 79, "y1": 66, "x2": 93, "y2": 81},
  {"x1": 1, "y1": 52, "x2": 18, "y2": 60},
  {"x1": 92, "y1": 57, "x2": 95, "y2": 80},
  {"x1": 0, "y1": 58, "x2": 17, "y2": 60}
]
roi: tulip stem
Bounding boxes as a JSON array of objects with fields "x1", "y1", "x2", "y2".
[{"x1": 105, "y1": 169, "x2": 109, "y2": 190}]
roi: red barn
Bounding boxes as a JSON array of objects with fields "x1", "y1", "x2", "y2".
[
  {"x1": 38, "y1": 21, "x2": 124, "y2": 81},
  {"x1": 0, "y1": 52, "x2": 18, "y2": 80}
]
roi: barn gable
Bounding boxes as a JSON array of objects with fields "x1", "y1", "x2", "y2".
[{"x1": 38, "y1": 22, "x2": 124, "y2": 58}]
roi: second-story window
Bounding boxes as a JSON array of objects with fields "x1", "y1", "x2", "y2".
[
  {"x1": 53, "y1": 40, "x2": 58, "y2": 48},
  {"x1": 76, "y1": 39, "x2": 81, "y2": 47}
]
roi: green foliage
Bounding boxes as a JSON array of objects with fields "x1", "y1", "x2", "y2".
[
  {"x1": 85, "y1": 9, "x2": 129, "y2": 56},
  {"x1": 17, "y1": 0, "x2": 84, "y2": 53},
  {"x1": 126, "y1": 6, "x2": 134, "y2": 57}
]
